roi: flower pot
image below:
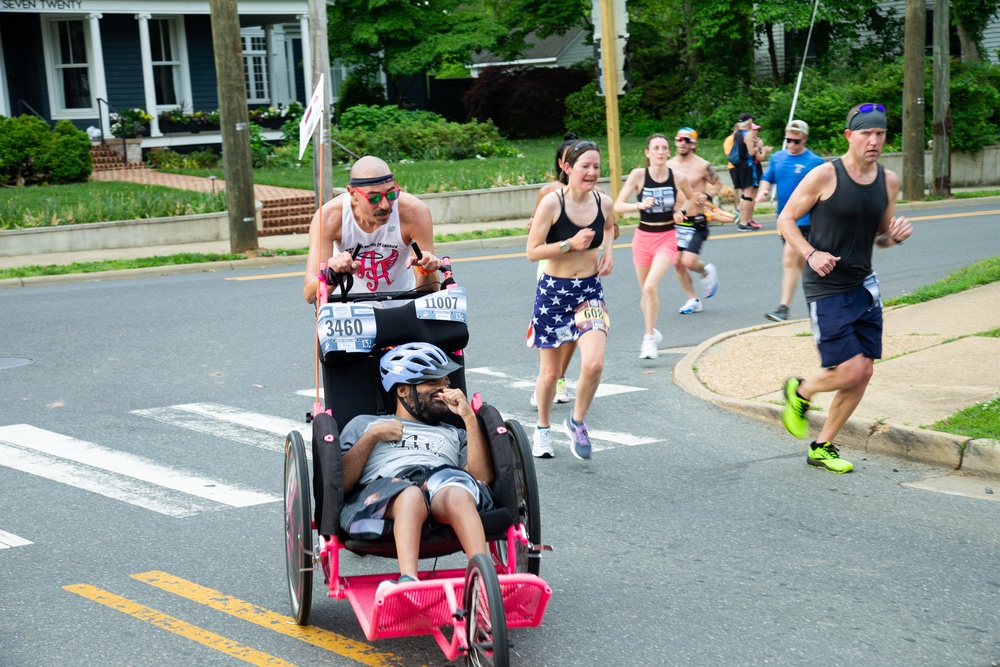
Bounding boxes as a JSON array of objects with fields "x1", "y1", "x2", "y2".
[{"x1": 159, "y1": 119, "x2": 192, "y2": 134}]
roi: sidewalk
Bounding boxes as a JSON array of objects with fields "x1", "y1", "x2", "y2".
[{"x1": 674, "y1": 281, "x2": 1000, "y2": 479}]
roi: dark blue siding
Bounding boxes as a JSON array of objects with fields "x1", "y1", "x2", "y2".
[
  {"x1": 2, "y1": 14, "x2": 50, "y2": 120},
  {"x1": 184, "y1": 16, "x2": 218, "y2": 111},
  {"x1": 102, "y1": 14, "x2": 146, "y2": 114}
]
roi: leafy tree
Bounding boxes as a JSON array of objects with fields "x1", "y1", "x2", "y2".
[
  {"x1": 953, "y1": 0, "x2": 1000, "y2": 61},
  {"x1": 328, "y1": 0, "x2": 508, "y2": 101}
]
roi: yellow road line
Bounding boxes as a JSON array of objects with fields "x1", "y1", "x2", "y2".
[
  {"x1": 132, "y1": 571, "x2": 403, "y2": 667},
  {"x1": 63, "y1": 584, "x2": 295, "y2": 667},
  {"x1": 226, "y1": 209, "x2": 1000, "y2": 281}
]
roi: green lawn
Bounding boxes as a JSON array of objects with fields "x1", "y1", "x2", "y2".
[
  {"x1": 158, "y1": 135, "x2": 735, "y2": 193},
  {"x1": 931, "y1": 396, "x2": 1000, "y2": 441},
  {"x1": 0, "y1": 181, "x2": 227, "y2": 231}
]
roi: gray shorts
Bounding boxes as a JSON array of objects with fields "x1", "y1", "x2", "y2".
[{"x1": 340, "y1": 465, "x2": 494, "y2": 540}]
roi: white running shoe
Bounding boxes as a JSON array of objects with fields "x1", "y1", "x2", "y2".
[
  {"x1": 532, "y1": 426, "x2": 554, "y2": 458},
  {"x1": 679, "y1": 298, "x2": 703, "y2": 314},
  {"x1": 529, "y1": 391, "x2": 538, "y2": 408},
  {"x1": 639, "y1": 328, "x2": 663, "y2": 359},
  {"x1": 554, "y1": 377, "x2": 573, "y2": 403},
  {"x1": 701, "y1": 263, "x2": 719, "y2": 299}
]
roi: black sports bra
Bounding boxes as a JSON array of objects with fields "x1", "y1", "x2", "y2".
[{"x1": 544, "y1": 190, "x2": 605, "y2": 249}]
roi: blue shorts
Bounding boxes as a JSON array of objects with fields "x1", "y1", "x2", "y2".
[
  {"x1": 526, "y1": 273, "x2": 608, "y2": 348},
  {"x1": 808, "y1": 284, "x2": 883, "y2": 368}
]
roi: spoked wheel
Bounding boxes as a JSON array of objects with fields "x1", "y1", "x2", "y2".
[
  {"x1": 284, "y1": 430, "x2": 313, "y2": 625},
  {"x1": 504, "y1": 419, "x2": 542, "y2": 575},
  {"x1": 464, "y1": 553, "x2": 509, "y2": 667}
]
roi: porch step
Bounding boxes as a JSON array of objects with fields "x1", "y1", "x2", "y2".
[
  {"x1": 90, "y1": 144, "x2": 148, "y2": 172},
  {"x1": 258, "y1": 195, "x2": 315, "y2": 236}
]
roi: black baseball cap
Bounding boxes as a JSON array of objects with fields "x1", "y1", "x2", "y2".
[{"x1": 738, "y1": 113, "x2": 754, "y2": 122}]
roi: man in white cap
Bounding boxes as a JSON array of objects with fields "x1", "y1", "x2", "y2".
[{"x1": 757, "y1": 120, "x2": 827, "y2": 322}]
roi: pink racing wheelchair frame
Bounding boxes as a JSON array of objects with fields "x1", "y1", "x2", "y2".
[{"x1": 287, "y1": 254, "x2": 552, "y2": 663}]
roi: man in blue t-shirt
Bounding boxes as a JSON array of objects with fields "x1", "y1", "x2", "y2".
[{"x1": 757, "y1": 120, "x2": 827, "y2": 321}]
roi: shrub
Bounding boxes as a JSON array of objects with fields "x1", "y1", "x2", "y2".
[
  {"x1": 338, "y1": 104, "x2": 440, "y2": 131},
  {"x1": 335, "y1": 70, "x2": 387, "y2": 119},
  {"x1": 247, "y1": 122, "x2": 271, "y2": 167},
  {"x1": 36, "y1": 120, "x2": 92, "y2": 183},
  {"x1": 147, "y1": 147, "x2": 220, "y2": 169},
  {"x1": 562, "y1": 82, "x2": 659, "y2": 137},
  {"x1": 330, "y1": 115, "x2": 517, "y2": 162},
  {"x1": 463, "y1": 66, "x2": 593, "y2": 138},
  {"x1": 0, "y1": 115, "x2": 55, "y2": 186}
]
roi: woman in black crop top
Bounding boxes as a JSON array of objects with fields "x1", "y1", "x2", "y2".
[
  {"x1": 525, "y1": 140, "x2": 615, "y2": 461},
  {"x1": 613, "y1": 134, "x2": 696, "y2": 360}
]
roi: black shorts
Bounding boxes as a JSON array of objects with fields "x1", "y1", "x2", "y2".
[
  {"x1": 731, "y1": 165, "x2": 758, "y2": 190},
  {"x1": 676, "y1": 217, "x2": 709, "y2": 255}
]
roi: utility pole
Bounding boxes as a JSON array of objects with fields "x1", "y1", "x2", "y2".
[
  {"x1": 596, "y1": 0, "x2": 624, "y2": 202},
  {"x1": 902, "y1": 0, "x2": 925, "y2": 201},
  {"x1": 932, "y1": 0, "x2": 951, "y2": 197},
  {"x1": 308, "y1": 0, "x2": 334, "y2": 206},
  {"x1": 209, "y1": 0, "x2": 258, "y2": 253}
]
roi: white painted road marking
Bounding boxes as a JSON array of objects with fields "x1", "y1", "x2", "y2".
[
  {"x1": 465, "y1": 367, "x2": 647, "y2": 399},
  {"x1": 0, "y1": 529, "x2": 32, "y2": 549},
  {"x1": 0, "y1": 424, "x2": 279, "y2": 517},
  {"x1": 133, "y1": 403, "x2": 309, "y2": 453}
]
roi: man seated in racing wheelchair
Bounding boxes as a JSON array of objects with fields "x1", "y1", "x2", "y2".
[{"x1": 339, "y1": 341, "x2": 495, "y2": 598}]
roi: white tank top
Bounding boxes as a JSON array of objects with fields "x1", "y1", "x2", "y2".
[{"x1": 337, "y1": 194, "x2": 415, "y2": 293}]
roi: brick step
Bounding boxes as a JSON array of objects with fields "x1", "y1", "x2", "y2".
[
  {"x1": 261, "y1": 214, "x2": 312, "y2": 229},
  {"x1": 260, "y1": 205, "x2": 316, "y2": 220},
  {"x1": 260, "y1": 197, "x2": 314, "y2": 209},
  {"x1": 259, "y1": 224, "x2": 311, "y2": 236}
]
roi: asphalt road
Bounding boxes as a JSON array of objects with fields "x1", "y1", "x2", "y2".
[{"x1": 1, "y1": 201, "x2": 998, "y2": 667}]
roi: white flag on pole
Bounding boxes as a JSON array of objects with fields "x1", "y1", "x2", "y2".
[{"x1": 298, "y1": 73, "x2": 325, "y2": 160}]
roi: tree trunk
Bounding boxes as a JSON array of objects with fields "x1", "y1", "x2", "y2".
[
  {"x1": 209, "y1": 0, "x2": 258, "y2": 253},
  {"x1": 765, "y1": 22, "x2": 780, "y2": 83},
  {"x1": 932, "y1": 0, "x2": 951, "y2": 198},
  {"x1": 955, "y1": 20, "x2": 981, "y2": 62}
]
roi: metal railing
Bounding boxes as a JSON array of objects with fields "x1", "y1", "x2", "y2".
[
  {"x1": 17, "y1": 100, "x2": 48, "y2": 124},
  {"x1": 96, "y1": 98, "x2": 127, "y2": 164}
]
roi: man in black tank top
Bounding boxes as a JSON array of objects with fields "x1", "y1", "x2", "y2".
[{"x1": 773, "y1": 103, "x2": 914, "y2": 474}]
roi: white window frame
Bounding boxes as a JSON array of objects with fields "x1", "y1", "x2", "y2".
[
  {"x1": 41, "y1": 16, "x2": 97, "y2": 119},
  {"x1": 0, "y1": 31, "x2": 9, "y2": 117},
  {"x1": 241, "y1": 30, "x2": 270, "y2": 104},
  {"x1": 149, "y1": 16, "x2": 192, "y2": 113}
]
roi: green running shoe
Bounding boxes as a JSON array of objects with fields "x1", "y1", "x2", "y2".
[
  {"x1": 807, "y1": 442, "x2": 853, "y2": 473},
  {"x1": 782, "y1": 377, "x2": 810, "y2": 438}
]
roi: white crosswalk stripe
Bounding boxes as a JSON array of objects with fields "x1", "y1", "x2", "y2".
[
  {"x1": 465, "y1": 367, "x2": 648, "y2": 399},
  {"x1": 132, "y1": 403, "x2": 309, "y2": 454},
  {"x1": 0, "y1": 424, "x2": 279, "y2": 518},
  {"x1": 0, "y1": 529, "x2": 32, "y2": 550}
]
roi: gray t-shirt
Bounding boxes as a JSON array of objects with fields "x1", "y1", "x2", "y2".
[{"x1": 340, "y1": 414, "x2": 468, "y2": 486}]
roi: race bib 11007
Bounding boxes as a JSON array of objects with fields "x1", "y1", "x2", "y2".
[{"x1": 414, "y1": 287, "x2": 467, "y2": 322}]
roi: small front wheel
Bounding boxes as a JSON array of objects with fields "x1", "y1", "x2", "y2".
[
  {"x1": 464, "y1": 553, "x2": 509, "y2": 667},
  {"x1": 284, "y1": 430, "x2": 313, "y2": 625}
]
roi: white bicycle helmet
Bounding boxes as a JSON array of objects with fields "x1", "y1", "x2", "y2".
[{"x1": 379, "y1": 342, "x2": 461, "y2": 392}]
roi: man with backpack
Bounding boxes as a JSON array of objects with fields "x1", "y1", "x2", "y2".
[{"x1": 726, "y1": 113, "x2": 769, "y2": 231}]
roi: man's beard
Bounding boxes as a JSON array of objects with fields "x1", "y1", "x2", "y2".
[{"x1": 405, "y1": 387, "x2": 449, "y2": 425}]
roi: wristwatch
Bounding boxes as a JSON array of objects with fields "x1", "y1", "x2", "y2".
[{"x1": 559, "y1": 240, "x2": 572, "y2": 254}]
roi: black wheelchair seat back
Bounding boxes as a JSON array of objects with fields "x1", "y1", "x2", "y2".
[{"x1": 319, "y1": 295, "x2": 470, "y2": 433}]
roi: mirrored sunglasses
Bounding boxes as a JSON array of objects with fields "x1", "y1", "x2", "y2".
[{"x1": 355, "y1": 183, "x2": 401, "y2": 205}]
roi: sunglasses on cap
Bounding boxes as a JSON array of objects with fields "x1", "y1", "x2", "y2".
[
  {"x1": 353, "y1": 182, "x2": 401, "y2": 205},
  {"x1": 848, "y1": 103, "x2": 886, "y2": 123},
  {"x1": 784, "y1": 137, "x2": 803, "y2": 145}
]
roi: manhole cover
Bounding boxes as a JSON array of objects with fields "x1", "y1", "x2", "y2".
[{"x1": 0, "y1": 358, "x2": 33, "y2": 370}]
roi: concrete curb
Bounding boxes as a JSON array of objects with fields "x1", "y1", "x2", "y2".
[{"x1": 672, "y1": 323, "x2": 999, "y2": 480}]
